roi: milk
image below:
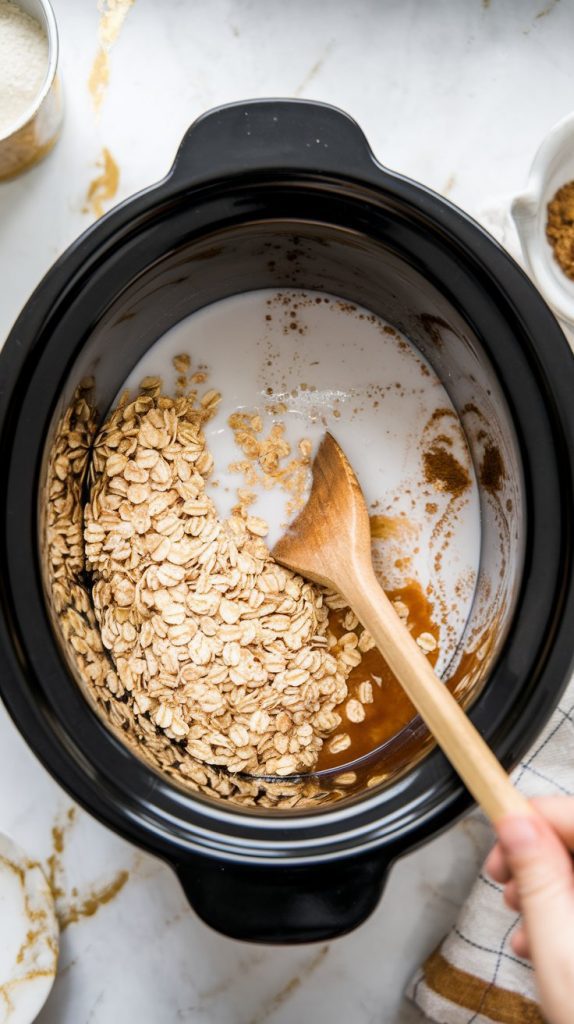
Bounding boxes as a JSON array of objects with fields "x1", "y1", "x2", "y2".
[{"x1": 119, "y1": 289, "x2": 481, "y2": 675}]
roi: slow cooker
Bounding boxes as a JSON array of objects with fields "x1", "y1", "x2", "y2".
[{"x1": 0, "y1": 99, "x2": 572, "y2": 944}]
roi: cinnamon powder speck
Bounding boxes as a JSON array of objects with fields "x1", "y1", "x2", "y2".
[
  {"x1": 423, "y1": 444, "x2": 470, "y2": 496},
  {"x1": 480, "y1": 442, "x2": 505, "y2": 493}
]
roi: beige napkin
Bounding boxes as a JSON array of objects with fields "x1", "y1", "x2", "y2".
[{"x1": 408, "y1": 201, "x2": 574, "y2": 1024}]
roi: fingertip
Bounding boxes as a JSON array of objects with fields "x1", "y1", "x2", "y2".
[
  {"x1": 496, "y1": 815, "x2": 540, "y2": 855},
  {"x1": 498, "y1": 812, "x2": 574, "y2": 891},
  {"x1": 511, "y1": 927, "x2": 531, "y2": 961},
  {"x1": 503, "y1": 879, "x2": 521, "y2": 912},
  {"x1": 485, "y1": 843, "x2": 512, "y2": 884},
  {"x1": 531, "y1": 796, "x2": 574, "y2": 851}
]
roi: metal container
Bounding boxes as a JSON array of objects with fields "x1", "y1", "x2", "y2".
[{"x1": 0, "y1": 0, "x2": 62, "y2": 181}]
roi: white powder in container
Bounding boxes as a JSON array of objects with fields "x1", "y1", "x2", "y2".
[{"x1": 0, "y1": 0, "x2": 49, "y2": 138}]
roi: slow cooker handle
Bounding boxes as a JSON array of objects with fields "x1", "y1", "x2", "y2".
[
  {"x1": 176, "y1": 853, "x2": 387, "y2": 944},
  {"x1": 170, "y1": 99, "x2": 381, "y2": 186}
]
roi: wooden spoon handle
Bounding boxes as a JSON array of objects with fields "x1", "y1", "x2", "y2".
[{"x1": 345, "y1": 567, "x2": 531, "y2": 823}]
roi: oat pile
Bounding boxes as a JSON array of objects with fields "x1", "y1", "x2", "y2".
[{"x1": 82, "y1": 373, "x2": 376, "y2": 778}]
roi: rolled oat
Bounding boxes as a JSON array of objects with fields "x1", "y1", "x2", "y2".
[
  {"x1": 44, "y1": 364, "x2": 439, "y2": 809},
  {"x1": 83, "y1": 378, "x2": 366, "y2": 778}
]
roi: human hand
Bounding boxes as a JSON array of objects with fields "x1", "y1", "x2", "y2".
[{"x1": 485, "y1": 797, "x2": 574, "y2": 1024}]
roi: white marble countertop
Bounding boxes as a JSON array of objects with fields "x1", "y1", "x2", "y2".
[{"x1": 1, "y1": 1, "x2": 573, "y2": 1021}]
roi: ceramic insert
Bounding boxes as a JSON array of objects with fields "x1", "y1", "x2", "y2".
[
  {"x1": 119, "y1": 290, "x2": 481, "y2": 676},
  {"x1": 42, "y1": 288, "x2": 490, "y2": 807}
]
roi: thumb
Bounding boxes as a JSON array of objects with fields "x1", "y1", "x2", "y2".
[
  {"x1": 497, "y1": 814, "x2": 574, "y2": 922},
  {"x1": 497, "y1": 814, "x2": 574, "y2": 1024}
]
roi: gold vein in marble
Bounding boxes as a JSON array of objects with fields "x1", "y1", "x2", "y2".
[
  {"x1": 0, "y1": 838, "x2": 58, "y2": 1019},
  {"x1": 248, "y1": 945, "x2": 330, "y2": 1024},
  {"x1": 44, "y1": 805, "x2": 130, "y2": 931},
  {"x1": 88, "y1": 0, "x2": 135, "y2": 114}
]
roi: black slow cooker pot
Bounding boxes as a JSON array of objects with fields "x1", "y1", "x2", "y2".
[{"x1": 0, "y1": 100, "x2": 573, "y2": 944}]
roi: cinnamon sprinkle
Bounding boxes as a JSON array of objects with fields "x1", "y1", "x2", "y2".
[
  {"x1": 480, "y1": 442, "x2": 505, "y2": 494},
  {"x1": 422, "y1": 443, "x2": 470, "y2": 496}
]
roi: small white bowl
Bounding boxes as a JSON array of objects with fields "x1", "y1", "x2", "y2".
[
  {"x1": 511, "y1": 111, "x2": 574, "y2": 326},
  {"x1": 0, "y1": 832, "x2": 58, "y2": 1024}
]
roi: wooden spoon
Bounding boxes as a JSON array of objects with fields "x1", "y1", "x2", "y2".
[{"x1": 272, "y1": 433, "x2": 531, "y2": 823}]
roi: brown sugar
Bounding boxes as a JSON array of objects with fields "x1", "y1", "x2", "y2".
[
  {"x1": 422, "y1": 443, "x2": 470, "y2": 496},
  {"x1": 546, "y1": 181, "x2": 574, "y2": 281}
]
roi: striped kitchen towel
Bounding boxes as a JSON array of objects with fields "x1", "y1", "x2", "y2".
[{"x1": 407, "y1": 670, "x2": 574, "y2": 1023}]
